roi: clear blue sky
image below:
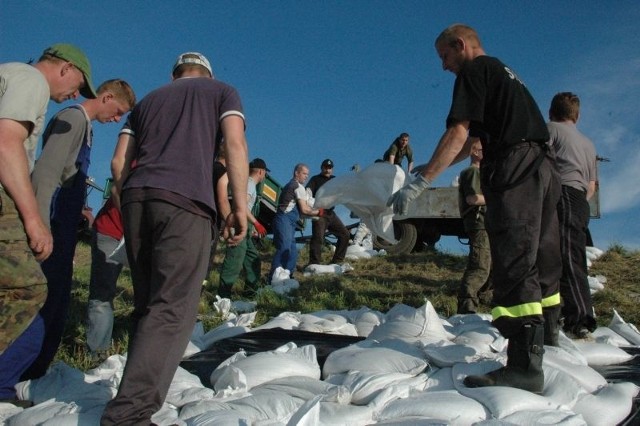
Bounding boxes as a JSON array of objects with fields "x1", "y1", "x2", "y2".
[{"x1": 2, "y1": 1, "x2": 638, "y2": 252}]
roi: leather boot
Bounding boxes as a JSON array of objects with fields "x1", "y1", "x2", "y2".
[
  {"x1": 543, "y1": 307, "x2": 561, "y2": 347},
  {"x1": 464, "y1": 324, "x2": 545, "y2": 394}
]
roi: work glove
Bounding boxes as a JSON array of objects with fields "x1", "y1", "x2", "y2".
[
  {"x1": 253, "y1": 221, "x2": 267, "y2": 238},
  {"x1": 387, "y1": 175, "x2": 431, "y2": 215}
]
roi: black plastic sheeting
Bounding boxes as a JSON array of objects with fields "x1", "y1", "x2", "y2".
[
  {"x1": 180, "y1": 330, "x2": 640, "y2": 425},
  {"x1": 180, "y1": 328, "x2": 365, "y2": 388},
  {"x1": 593, "y1": 346, "x2": 640, "y2": 426}
]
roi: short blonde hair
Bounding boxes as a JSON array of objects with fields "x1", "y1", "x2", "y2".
[{"x1": 97, "y1": 79, "x2": 136, "y2": 109}]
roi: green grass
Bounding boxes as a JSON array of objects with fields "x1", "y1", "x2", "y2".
[{"x1": 58, "y1": 239, "x2": 640, "y2": 371}]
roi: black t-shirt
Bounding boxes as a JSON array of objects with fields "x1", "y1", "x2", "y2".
[
  {"x1": 446, "y1": 56, "x2": 548, "y2": 158},
  {"x1": 307, "y1": 174, "x2": 335, "y2": 211}
]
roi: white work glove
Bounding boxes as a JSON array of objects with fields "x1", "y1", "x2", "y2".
[{"x1": 387, "y1": 175, "x2": 432, "y2": 215}]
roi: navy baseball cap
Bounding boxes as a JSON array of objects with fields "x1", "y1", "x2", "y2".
[
  {"x1": 250, "y1": 158, "x2": 270, "y2": 172},
  {"x1": 321, "y1": 159, "x2": 334, "y2": 168}
]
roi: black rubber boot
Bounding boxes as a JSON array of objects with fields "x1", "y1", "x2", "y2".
[
  {"x1": 543, "y1": 307, "x2": 561, "y2": 347},
  {"x1": 464, "y1": 324, "x2": 545, "y2": 394}
]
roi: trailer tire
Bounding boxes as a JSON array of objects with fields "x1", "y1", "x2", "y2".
[{"x1": 373, "y1": 221, "x2": 417, "y2": 255}]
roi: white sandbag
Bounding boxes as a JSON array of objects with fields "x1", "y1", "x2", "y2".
[
  {"x1": 6, "y1": 399, "x2": 78, "y2": 426},
  {"x1": 452, "y1": 362, "x2": 562, "y2": 418},
  {"x1": 322, "y1": 338, "x2": 428, "y2": 378},
  {"x1": 39, "y1": 412, "x2": 105, "y2": 426},
  {"x1": 312, "y1": 307, "x2": 384, "y2": 338},
  {"x1": 571, "y1": 340, "x2": 635, "y2": 366},
  {"x1": 252, "y1": 376, "x2": 351, "y2": 405},
  {"x1": 423, "y1": 340, "x2": 494, "y2": 368},
  {"x1": 592, "y1": 326, "x2": 633, "y2": 346},
  {"x1": 542, "y1": 366, "x2": 588, "y2": 408},
  {"x1": 253, "y1": 312, "x2": 301, "y2": 330},
  {"x1": 588, "y1": 275, "x2": 605, "y2": 292},
  {"x1": 423, "y1": 366, "x2": 455, "y2": 392},
  {"x1": 314, "y1": 162, "x2": 406, "y2": 243},
  {"x1": 287, "y1": 396, "x2": 375, "y2": 426},
  {"x1": 585, "y1": 246, "x2": 604, "y2": 261},
  {"x1": 0, "y1": 404, "x2": 23, "y2": 425},
  {"x1": 150, "y1": 404, "x2": 183, "y2": 426},
  {"x1": 499, "y1": 409, "x2": 587, "y2": 426},
  {"x1": 572, "y1": 382, "x2": 640, "y2": 426},
  {"x1": 225, "y1": 392, "x2": 302, "y2": 423},
  {"x1": 179, "y1": 400, "x2": 235, "y2": 422},
  {"x1": 165, "y1": 366, "x2": 215, "y2": 408},
  {"x1": 375, "y1": 389, "x2": 489, "y2": 424},
  {"x1": 543, "y1": 347, "x2": 607, "y2": 393},
  {"x1": 345, "y1": 244, "x2": 380, "y2": 260},
  {"x1": 185, "y1": 409, "x2": 251, "y2": 426},
  {"x1": 297, "y1": 313, "x2": 358, "y2": 336},
  {"x1": 556, "y1": 334, "x2": 590, "y2": 365},
  {"x1": 326, "y1": 370, "x2": 428, "y2": 406},
  {"x1": 609, "y1": 309, "x2": 640, "y2": 345},
  {"x1": 367, "y1": 302, "x2": 452, "y2": 344},
  {"x1": 302, "y1": 263, "x2": 353, "y2": 276},
  {"x1": 211, "y1": 343, "x2": 320, "y2": 391}
]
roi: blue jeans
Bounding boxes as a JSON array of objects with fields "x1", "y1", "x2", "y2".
[
  {"x1": 270, "y1": 209, "x2": 299, "y2": 279},
  {"x1": 86, "y1": 230, "x2": 123, "y2": 354},
  {"x1": 0, "y1": 315, "x2": 44, "y2": 399}
]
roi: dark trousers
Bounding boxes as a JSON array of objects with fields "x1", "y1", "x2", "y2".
[
  {"x1": 558, "y1": 185, "x2": 596, "y2": 332},
  {"x1": 483, "y1": 144, "x2": 562, "y2": 338},
  {"x1": 309, "y1": 212, "x2": 350, "y2": 265},
  {"x1": 101, "y1": 200, "x2": 211, "y2": 425}
]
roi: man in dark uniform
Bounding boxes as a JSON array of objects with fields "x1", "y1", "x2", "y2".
[
  {"x1": 306, "y1": 159, "x2": 350, "y2": 265},
  {"x1": 389, "y1": 24, "x2": 561, "y2": 393}
]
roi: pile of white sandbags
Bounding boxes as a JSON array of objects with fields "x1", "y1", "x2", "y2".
[{"x1": 5, "y1": 299, "x2": 639, "y2": 426}]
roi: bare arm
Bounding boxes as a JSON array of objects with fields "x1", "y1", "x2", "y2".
[
  {"x1": 418, "y1": 122, "x2": 470, "y2": 183},
  {"x1": 0, "y1": 118, "x2": 53, "y2": 261},
  {"x1": 297, "y1": 197, "x2": 321, "y2": 216},
  {"x1": 466, "y1": 194, "x2": 486, "y2": 206},
  {"x1": 110, "y1": 132, "x2": 136, "y2": 210},
  {"x1": 407, "y1": 161, "x2": 414, "y2": 173},
  {"x1": 387, "y1": 154, "x2": 396, "y2": 165},
  {"x1": 586, "y1": 180, "x2": 596, "y2": 201},
  {"x1": 220, "y1": 115, "x2": 248, "y2": 245},
  {"x1": 215, "y1": 172, "x2": 232, "y2": 226}
]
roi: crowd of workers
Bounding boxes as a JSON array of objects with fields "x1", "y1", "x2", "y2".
[{"x1": 0, "y1": 22, "x2": 598, "y2": 423}]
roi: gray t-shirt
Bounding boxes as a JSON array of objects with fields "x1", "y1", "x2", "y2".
[
  {"x1": 0, "y1": 62, "x2": 50, "y2": 174},
  {"x1": 31, "y1": 106, "x2": 91, "y2": 229},
  {"x1": 548, "y1": 121, "x2": 596, "y2": 192}
]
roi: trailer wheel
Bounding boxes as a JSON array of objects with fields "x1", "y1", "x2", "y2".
[{"x1": 372, "y1": 221, "x2": 417, "y2": 255}]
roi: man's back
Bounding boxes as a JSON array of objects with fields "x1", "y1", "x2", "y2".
[{"x1": 125, "y1": 77, "x2": 243, "y2": 210}]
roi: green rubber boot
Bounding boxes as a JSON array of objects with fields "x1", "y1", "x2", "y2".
[{"x1": 464, "y1": 324, "x2": 545, "y2": 394}]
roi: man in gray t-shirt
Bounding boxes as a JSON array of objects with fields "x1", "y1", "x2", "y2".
[{"x1": 548, "y1": 92, "x2": 598, "y2": 342}]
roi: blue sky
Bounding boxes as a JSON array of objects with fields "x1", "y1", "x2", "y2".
[{"x1": 2, "y1": 1, "x2": 639, "y2": 253}]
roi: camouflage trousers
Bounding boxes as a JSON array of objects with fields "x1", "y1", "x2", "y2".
[
  {"x1": 0, "y1": 190, "x2": 48, "y2": 355},
  {"x1": 457, "y1": 228, "x2": 492, "y2": 314}
]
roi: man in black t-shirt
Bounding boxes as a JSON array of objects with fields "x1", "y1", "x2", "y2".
[
  {"x1": 306, "y1": 159, "x2": 350, "y2": 265},
  {"x1": 388, "y1": 24, "x2": 561, "y2": 394}
]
